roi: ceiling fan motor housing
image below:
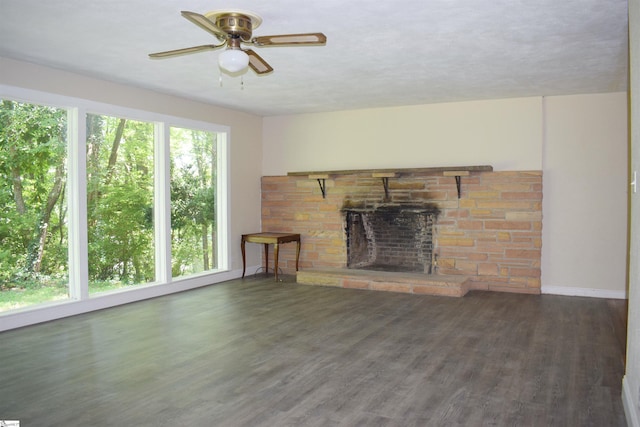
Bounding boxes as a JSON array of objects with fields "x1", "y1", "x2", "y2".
[{"x1": 212, "y1": 13, "x2": 254, "y2": 41}]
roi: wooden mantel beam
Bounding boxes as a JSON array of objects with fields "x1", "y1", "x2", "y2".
[{"x1": 287, "y1": 165, "x2": 493, "y2": 177}]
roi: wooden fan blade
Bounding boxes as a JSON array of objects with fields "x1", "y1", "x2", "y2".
[
  {"x1": 246, "y1": 49, "x2": 274, "y2": 74},
  {"x1": 181, "y1": 10, "x2": 229, "y2": 41},
  {"x1": 149, "y1": 44, "x2": 224, "y2": 59},
  {"x1": 252, "y1": 33, "x2": 326, "y2": 46}
]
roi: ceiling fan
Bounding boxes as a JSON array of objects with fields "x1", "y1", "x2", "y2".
[{"x1": 149, "y1": 10, "x2": 327, "y2": 75}]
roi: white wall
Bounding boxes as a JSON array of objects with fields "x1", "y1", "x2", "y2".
[
  {"x1": 542, "y1": 93, "x2": 628, "y2": 297},
  {"x1": 262, "y1": 97, "x2": 543, "y2": 175},
  {"x1": 262, "y1": 93, "x2": 628, "y2": 297}
]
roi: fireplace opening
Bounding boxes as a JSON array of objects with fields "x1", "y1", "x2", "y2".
[{"x1": 343, "y1": 203, "x2": 440, "y2": 274}]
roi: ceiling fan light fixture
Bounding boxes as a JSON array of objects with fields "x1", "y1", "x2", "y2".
[{"x1": 218, "y1": 48, "x2": 249, "y2": 73}]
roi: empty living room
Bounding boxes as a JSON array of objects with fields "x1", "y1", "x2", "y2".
[{"x1": 1, "y1": 0, "x2": 639, "y2": 426}]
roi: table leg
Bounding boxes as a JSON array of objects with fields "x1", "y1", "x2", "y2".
[
  {"x1": 295, "y1": 240, "x2": 300, "y2": 271},
  {"x1": 274, "y1": 243, "x2": 280, "y2": 281},
  {"x1": 264, "y1": 243, "x2": 269, "y2": 277},
  {"x1": 241, "y1": 238, "x2": 246, "y2": 278}
]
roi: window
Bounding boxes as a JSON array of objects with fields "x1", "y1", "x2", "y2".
[
  {"x1": 0, "y1": 93, "x2": 229, "y2": 314},
  {"x1": 170, "y1": 127, "x2": 219, "y2": 277},
  {"x1": 86, "y1": 114, "x2": 155, "y2": 293}
]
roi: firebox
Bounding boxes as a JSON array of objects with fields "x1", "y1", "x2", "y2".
[{"x1": 343, "y1": 203, "x2": 440, "y2": 274}]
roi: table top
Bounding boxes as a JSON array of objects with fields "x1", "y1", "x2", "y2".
[{"x1": 242, "y1": 232, "x2": 300, "y2": 244}]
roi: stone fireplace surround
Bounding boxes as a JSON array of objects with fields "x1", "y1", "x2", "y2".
[{"x1": 260, "y1": 167, "x2": 542, "y2": 295}]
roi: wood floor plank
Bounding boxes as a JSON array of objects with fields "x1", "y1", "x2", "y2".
[{"x1": 0, "y1": 277, "x2": 627, "y2": 426}]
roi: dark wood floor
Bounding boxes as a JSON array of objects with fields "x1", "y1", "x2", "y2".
[{"x1": 0, "y1": 276, "x2": 628, "y2": 426}]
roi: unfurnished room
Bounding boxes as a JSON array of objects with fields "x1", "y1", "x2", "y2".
[{"x1": 0, "y1": 1, "x2": 639, "y2": 426}]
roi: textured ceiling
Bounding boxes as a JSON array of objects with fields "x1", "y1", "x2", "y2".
[{"x1": 0, "y1": 0, "x2": 629, "y2": 116}]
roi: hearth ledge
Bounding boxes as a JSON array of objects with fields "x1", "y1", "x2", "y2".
[{"x1": 296, "y1": 268, "x2": 470, "y2": 298}]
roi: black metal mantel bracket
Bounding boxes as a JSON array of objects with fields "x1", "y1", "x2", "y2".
[
  {"x1": 373, "y1": 173, "x2": 396, "y2": 200},
  {"x1": 443, "y1": 171, "x2": 470, "y2": 199},
  {"x1": 317, "y1": 178, "x2": 326, "y2": 198},
  {"x1": 381, "y1": 177, "x2": 390, "y2": 199},
  {"x1": 309, "y1": 174, "x2": 329, "y2": 199}
]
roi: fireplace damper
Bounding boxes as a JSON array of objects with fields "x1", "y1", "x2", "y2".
[{"x1": 343, "y1": 203, "x2": 439, "y2": 273}]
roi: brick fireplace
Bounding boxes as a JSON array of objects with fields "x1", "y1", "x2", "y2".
[{"x1": 260, "y1": 167, "x2": 542, "y2": 295}]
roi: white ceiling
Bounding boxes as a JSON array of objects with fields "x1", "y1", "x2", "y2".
[{"x1": 0, "y1": 0, "x2": 629, "y2": 117}]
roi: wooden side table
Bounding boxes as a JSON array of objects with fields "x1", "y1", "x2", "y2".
[{"x1": 241, "y1": 232, "x2": 301, "y2": 281}]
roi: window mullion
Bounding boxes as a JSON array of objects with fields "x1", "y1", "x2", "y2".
[
  {"x1": 216, "y1": 132, "x2": 229, "y2": 270},
  {"x1": 155, "y1": 122, "x2": 172, "y2": 283},
  {"x1": 67, "y1": 107, "x2": 89, "y2": 300}
]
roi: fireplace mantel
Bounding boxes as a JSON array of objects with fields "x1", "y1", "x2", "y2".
[
  {"x1": 287, "y1": 165, "x2": 493, "y2": 177},
  {"x1": 288, "y1": 165, "x2": 493, "y2": 199}
]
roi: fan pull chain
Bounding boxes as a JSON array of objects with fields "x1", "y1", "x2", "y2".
[{"x1": 217, "y1": 73, "x2": 246, "y2": 90}]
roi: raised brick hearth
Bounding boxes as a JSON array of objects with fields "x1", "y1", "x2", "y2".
[
  {"x1": 260, "y1": 168, "x2": 542, "y2": 295},
  {"x1": 297, "y1": 268, "x2": 470, "y2": 297}
]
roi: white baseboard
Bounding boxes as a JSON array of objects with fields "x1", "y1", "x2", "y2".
[
  {"x1": 541, "y1": 285, "x2": 627, "y2": 299},
  {"x1": 623, "y1": 375, "x2": 640, "y2": 427}
]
